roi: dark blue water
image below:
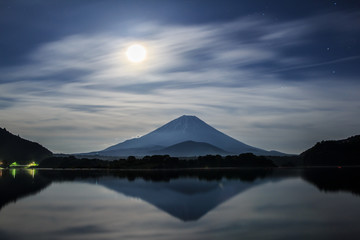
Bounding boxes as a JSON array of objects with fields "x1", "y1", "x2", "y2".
[{"x1": 0, "y1": 168, "x2": 360, "y2": 240}]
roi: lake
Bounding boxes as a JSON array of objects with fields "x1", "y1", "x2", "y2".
[{"x1": 0, "y1": 168, "x2": 360, "y2": 240}]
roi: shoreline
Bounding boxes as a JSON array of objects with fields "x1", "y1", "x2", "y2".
[{"x1": 3, "y1": 166, "x2": 360, "y2": 171}]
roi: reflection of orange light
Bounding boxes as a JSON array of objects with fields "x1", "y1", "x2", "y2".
[
  {"x1": 0, "y1": 170, "x2": 2, "y2": 177},
  {"x1": 337, "y1": 166, "x2": 342, "y2": 169}
]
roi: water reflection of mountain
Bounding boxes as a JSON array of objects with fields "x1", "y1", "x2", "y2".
[
  {"x1": 0, "y1": 169, "x2": 51, "y2": 211},
  {"x1": 301, "y1": 168, "x2": 360, "y2": 196},
  {"x1": 97, "y1": 176, "x2": 266, "y2": 221},
  {"x1": 92, "y1": 170, "x2": 301, "y2": 221},
  {"x1": 0, "y1": 169, "x2": 277, "y2": 221},
  {"x1": 1, "y1": 169, "x2": 360, "y2": 221}
]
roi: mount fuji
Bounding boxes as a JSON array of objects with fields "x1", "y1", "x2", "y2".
[{"x1": 92, "y1": 115, "x2": 285, "y2": 157}]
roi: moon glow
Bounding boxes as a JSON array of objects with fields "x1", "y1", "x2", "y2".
[{"x1": 126, "y1": 44, "x2": 147, "y2": 63}]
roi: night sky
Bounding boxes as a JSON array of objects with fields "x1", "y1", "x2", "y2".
[{"x1": 1, "y1": 0, "x2": 360, "y2": 154}]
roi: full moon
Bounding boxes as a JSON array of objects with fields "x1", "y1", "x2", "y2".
[{"x1": 126, "y1": 44, "x2": 147, "y2": 63}]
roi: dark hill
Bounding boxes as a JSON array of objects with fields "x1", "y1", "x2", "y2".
[
  {"x1": 300, "y1": 135, "x2": 360, "y2": 166},
  {"x1": 154, "y1": 141, "x2": 229, "y2": 157},
  {"x1": 0, "y1": 127, "x2": 52, "y2": 165}
]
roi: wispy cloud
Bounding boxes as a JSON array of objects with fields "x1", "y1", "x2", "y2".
[
  {"x1": 1, "y1": 12, "x2": 359, "y2": 153},
  {"x1": 273, "y1": 55, "x2": 360, "y2": 73}
]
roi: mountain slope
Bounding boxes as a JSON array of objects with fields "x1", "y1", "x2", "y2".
[
  {"x1": 0, "y1": 127, "x2": 52, "y2": 164},
  {"x1": 97, "y1": 115, "x2": 283, "y2": 156},
  {"x1": 154, "y1": 141, "x2": 229, "y2": 157}
]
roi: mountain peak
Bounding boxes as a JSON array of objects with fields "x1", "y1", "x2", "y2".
[
  {"x1": 98, "y1": 115, "x2": 284, "y2": 156},
  {"x1": 155, "y1": 115, "x2": 212, "y2": 133},
  {"x1": 178, "y1": 115, "x2": 198, "y2": 119},
  {"x1": 174, "y1": 115, "x2": 201, "y2": 122}
]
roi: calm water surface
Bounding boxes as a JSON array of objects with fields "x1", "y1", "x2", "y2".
[{"x1": 0, "y1": 168, "x2": 359, "y2": 240}]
